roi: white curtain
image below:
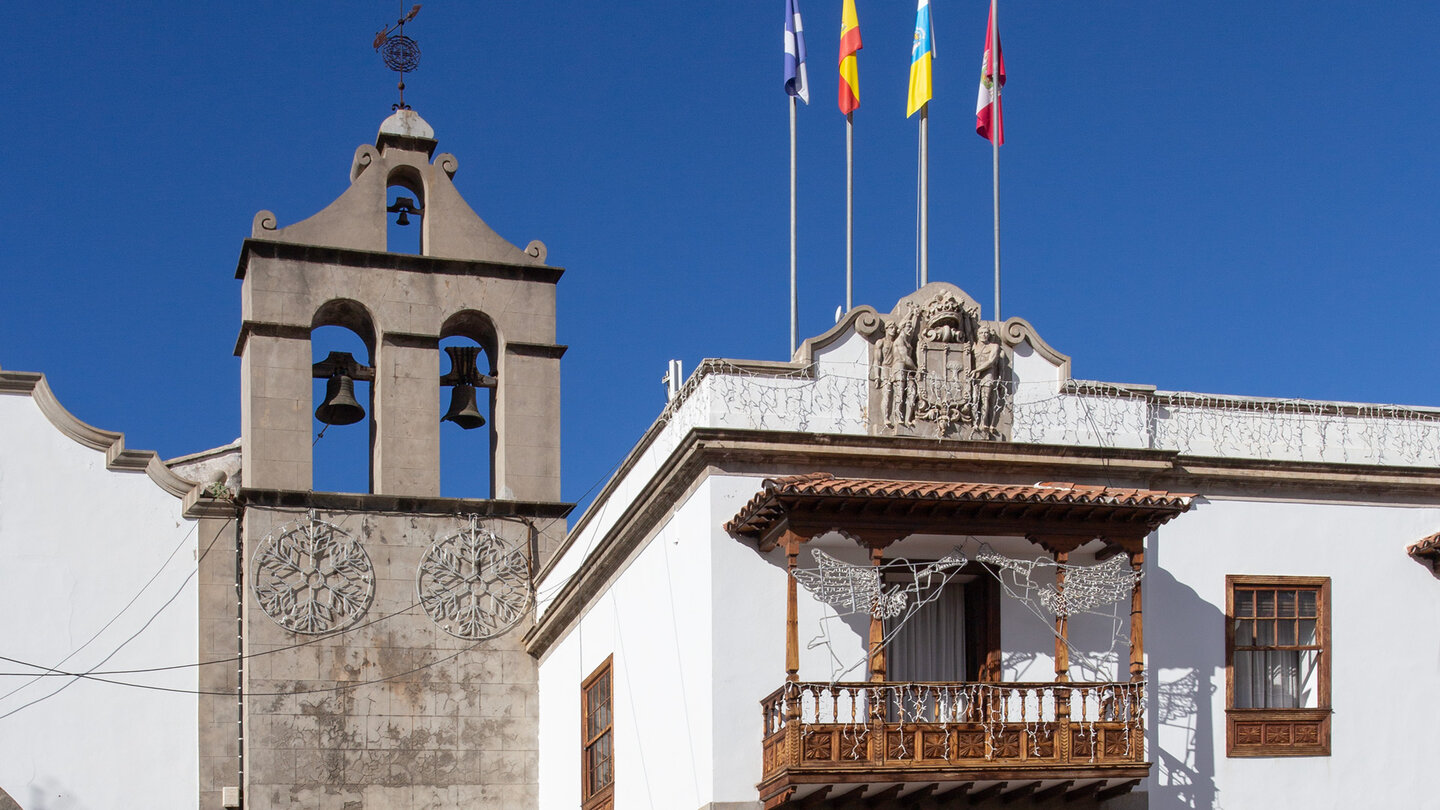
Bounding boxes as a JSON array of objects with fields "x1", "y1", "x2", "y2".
[{"x1": 886, "y1": 581, "x2": 966, "y2": 683}]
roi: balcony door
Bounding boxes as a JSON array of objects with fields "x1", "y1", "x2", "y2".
[{"x1": 884, "y1": 568, "x2": 1000, "y2": 684}]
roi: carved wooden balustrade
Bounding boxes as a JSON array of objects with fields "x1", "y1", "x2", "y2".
[{"x1": 759, "y1": 680, "x2": 1146, "y2": 807}]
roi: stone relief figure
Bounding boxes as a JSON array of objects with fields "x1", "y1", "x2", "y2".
[
  {"x1": 972, "y1": 323, "x2": 1005, "y2": 437},
  {"x1": 876, "y1": 321, "x2": 918, "y2": 428}
]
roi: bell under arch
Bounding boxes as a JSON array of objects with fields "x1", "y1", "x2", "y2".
[{"x1": 309, "y1": 299, "x2": 377, "y2": 493}]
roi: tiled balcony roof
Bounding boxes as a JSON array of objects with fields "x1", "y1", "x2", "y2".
[
  {"x1": 725, "y1": 473, "x2": 1193, "y2": 549},
  {"x1": 1409, "y1": 532, "x2": 1440, "y2": 565}
]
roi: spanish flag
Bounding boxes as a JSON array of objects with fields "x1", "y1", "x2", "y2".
[
  {"x1": 838, "y1": 0, "x2": 862, "y2": 115},
  {"x1": 907, "y1": 0, "x2": 933, "y2": 117}
]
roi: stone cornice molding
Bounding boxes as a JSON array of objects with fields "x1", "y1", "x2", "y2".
[
  {"x1": 235, "y1": 239, "x2": 564, "y2": 284},
  {"x1": 792, "y1": 306, "x2": 883, "y2": 364},
  {"x1": 0, "y1": 369, "x2": 203, "y2": 502},
  {"x1": 506, "y1": 341, "x2": 569, "y2": 359},
  {"x1": 1002, "y1": 316, "x2": 1073, "y2": 379},
  {"x1": 236, "y1": 488, "x2": 574, "y2": 519},
  {"x1": 525, "y1": 426, "x2": 1440, "y2": 658}
]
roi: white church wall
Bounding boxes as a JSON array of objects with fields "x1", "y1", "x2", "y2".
[
  {"x1": 0, "y1": 393, "x2": 198, "y2": 810},
  {"x1": 1146, "y1": 496, "x2": 1440, "y2": 809},
  {"x1": 537, "y1": 480, "x2": 716, "y2": 810}
]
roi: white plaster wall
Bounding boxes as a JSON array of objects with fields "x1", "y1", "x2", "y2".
[
  {"x1": 0, "y1": 394, "x2": 198, "y2": 810},
  {"x1": 1146, "y1": 497, "x2": 1440, "y2": 810},
  {"x1": 537, "y1": 481, "x2": 715, "y2": 810}
]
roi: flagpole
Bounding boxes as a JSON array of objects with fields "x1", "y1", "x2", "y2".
[
  {"x1": 990, "y1": 0, "x2": 1001, "y2": 321},
  {"x1": 790, "y1": 95, "x2": 799, "y2": 356},
  {"x1": 845, "y1": 111, "x2": 854, "y2": 312},
  {"x1": 919, "y1": 104, "x2": 929, "y2": 287}
]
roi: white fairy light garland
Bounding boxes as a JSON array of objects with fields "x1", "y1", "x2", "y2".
[{"x1": 652, "y1": 359, "x2": 1440, "y2": 465}]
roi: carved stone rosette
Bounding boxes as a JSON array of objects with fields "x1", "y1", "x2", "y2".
[
  {"x1": 252, "y1": 514, "x2": 375, "y2": 635},
  {"x1": 862, "y1": 285, "x2": 1013, "y2": 440},
  {"x1": 417, "y1": 520, "x2": 533, "y2": 640}
]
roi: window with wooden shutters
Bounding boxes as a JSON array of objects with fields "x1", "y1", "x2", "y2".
[
  {"x1": 1225, "y1": 576, "x2": 1331, "y2": 757},
  {"x1": 582, "y1": 657, "x2": 614, "y2": 809}
]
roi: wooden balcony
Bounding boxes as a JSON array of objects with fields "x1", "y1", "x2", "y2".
[{"x1": 758, "y1": 680, "x2": 1148, "y2": 808}]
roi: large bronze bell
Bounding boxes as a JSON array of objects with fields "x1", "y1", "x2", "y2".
[
  {"x1": 441, "y1": 384, "x2": 486, "y2": 430},
  {"x1": 315, "y1": 372, "x2": 366, "y2": 425}
]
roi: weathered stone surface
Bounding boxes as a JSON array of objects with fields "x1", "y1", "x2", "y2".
[{"x1": 238, "y1": 507, "x2": 560, "y2": 810}]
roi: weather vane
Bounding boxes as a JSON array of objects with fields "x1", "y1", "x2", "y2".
[{"x1": 374, "y1": 4, "x2": 422, "y2": 110}]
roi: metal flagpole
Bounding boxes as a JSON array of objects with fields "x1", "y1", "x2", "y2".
[
  {"x1": 919, "y1": 105, "x2": 929, "y2": 287},
  {"x1": 790, "y1": 96, "x2": 799, "y2": 356},
  {"x1": 846, "y1": 112, "x2": 854, "y2": 312},
  {"x1": 990, "y1": 0, "x2": 1001, "y2": 321}
]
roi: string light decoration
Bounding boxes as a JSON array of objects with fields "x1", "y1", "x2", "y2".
[
  {"x1": 976, "y1": 550, "x2": 1139, "y2": 618},
  {"x1": 777, "y1": 679, "x2": 1144, "y2": 764},
  {"x1": 417, "y1": 516, "x2": 532, "y2": 641},
  {"x1": 793, "y1": 548, "x2": 967, "y2": 620},
  {"x1": 252, "y1": 513, "x2": 375, "y2": 635},
  {"x1": 647, "y1": 360, "x2": 1440, "y2": 466},
  {"x1": 974, "y1": 545, "x2": 1137, "y2": 672},
  {"x1": 792, "y1": 548, "x2": 967, "y2": 682}
]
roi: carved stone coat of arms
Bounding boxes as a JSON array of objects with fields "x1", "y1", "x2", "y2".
[{"x1": 862, "y1": 285, "x2": 1012, "y2": 440}]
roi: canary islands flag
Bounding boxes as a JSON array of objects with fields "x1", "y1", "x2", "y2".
[{"x1": 907, "y1": 0, "x2": 933, "y2": 117}]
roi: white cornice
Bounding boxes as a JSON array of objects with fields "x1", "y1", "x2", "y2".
[{"x1": 0, "y1": 369, "x2": 201, "y2": 500}]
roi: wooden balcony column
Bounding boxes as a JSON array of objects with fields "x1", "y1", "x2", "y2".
[
  {"x1": 782, "y1": 530, "x2": 806, "y2": 685},
  {"x1": 1026, "y1": 534, "x2": 1088, "y2": 685},
  {"x1": 867, "y1": 544, "x2": 889, "y2": 685},
  {"x1": 1127, "y1": 545, "x2": 1145, "y2": 683}
]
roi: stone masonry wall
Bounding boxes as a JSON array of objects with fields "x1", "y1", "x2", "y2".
[{"x1": 239, "y1": 507, "x2": 559, "y2": 810}]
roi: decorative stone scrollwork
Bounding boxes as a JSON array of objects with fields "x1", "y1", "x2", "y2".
[
  {"x1": 865, "y1": 284, "x2": 1013, "y2": 440},
  {"x1": 252, "y1": 513, "x2": 375, "y2": 634},
  {"x1": 417, "y1": 517, "x2": 533, "y2": 640}
]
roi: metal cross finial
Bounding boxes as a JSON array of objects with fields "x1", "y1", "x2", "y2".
[{"x1": 374, "y1": 4, "x2": 422, "y2": 110}]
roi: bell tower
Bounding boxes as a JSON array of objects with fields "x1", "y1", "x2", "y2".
[
  {"x1": 214, "y1": 110, "x2": 570, "y2": 810},
  {"x1": 235, "y1": 109, "x2": 563, "y2": 499}
]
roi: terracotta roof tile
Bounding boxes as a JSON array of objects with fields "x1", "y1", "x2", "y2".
[
  {"x1": 754, "y1": 473, "x2": 1194, "y2": 509},
  {"x1": 724, "y1": 473, "x2": 1195, "y2": 541},
  {"x1": 1409, "y1": 532, "x2": 1440, "y2": 562}
]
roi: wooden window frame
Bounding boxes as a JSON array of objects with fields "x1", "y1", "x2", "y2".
[
  {"x1": 1225, "y1": 575, "x2": 1331, "y2": 757},
  {"x1": 581, "y1": 656, "x2": 614, "y2": 810}
]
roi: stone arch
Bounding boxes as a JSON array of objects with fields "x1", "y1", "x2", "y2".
[
  {"x1": 386, "y1": 164, "x2": 426, "y2": 254},
  {"x1": 310, "y1": 298, "x2": 377, "y2": 493},
  {"x1": 438, "y1": 309, "x2": 503, "y2": 498},
  {"x1": 312, "y1": 298, "x2": 377, "y2": 364}
]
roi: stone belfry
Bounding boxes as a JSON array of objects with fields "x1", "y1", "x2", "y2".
[
  {"x1": 202, "y1": 109, "x2": 570, "y2": 809},
  {"x1": 238, "y1": 108, "x2": 561, "y2": 499}
]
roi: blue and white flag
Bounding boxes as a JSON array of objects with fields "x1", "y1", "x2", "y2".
[{"x1": 784, "y1": 0, "x2": 810, "y2": 104}]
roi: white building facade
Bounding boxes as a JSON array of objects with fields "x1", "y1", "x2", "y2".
[
  {"x1": 530, "y1": 283, "x2": 1440, "y2": 810},
  {"x1": 0, "y1": 372, "x2": 209, "y2": 810}
]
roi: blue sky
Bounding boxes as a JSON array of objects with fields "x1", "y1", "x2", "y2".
[{"x1": 3, "y1": 2, "x2": 1438, "y2": 508}]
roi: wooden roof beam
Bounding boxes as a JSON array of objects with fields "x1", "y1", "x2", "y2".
[
  {"x1": 999, "y1": 781, "x2": 1042, "y2": 804},
  {"x1": 930, "y1": 782, "x2": 972, "y2": 805},
  {"x1": 1062, "y1": 781, "x2": 1101, "y2": 803},
  {"x1": 863, "y1": 785, "x2": 903, "y2": 806},
  {"x1": 1095, "y1": 779, "x2": 1141, "y2": 802},
  {"x1": 1032, "y1": 781, "x2": 1075, "y2": 803},
  {"x1": 969, "y1": 782, "x2": 1008, "y2": 803}
]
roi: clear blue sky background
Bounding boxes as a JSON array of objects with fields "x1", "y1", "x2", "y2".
[{"x1": 3, "y1": 2, "x2": 1438, "y2": 509}]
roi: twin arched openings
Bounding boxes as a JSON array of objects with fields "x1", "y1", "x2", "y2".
[{"x1": 309, "y1": 299, "x2": 497, "y2": 498}]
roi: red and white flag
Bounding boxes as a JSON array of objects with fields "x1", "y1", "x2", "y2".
[{"x1": 975, "y1": 2, "x2": 1005, "y2": 144}]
